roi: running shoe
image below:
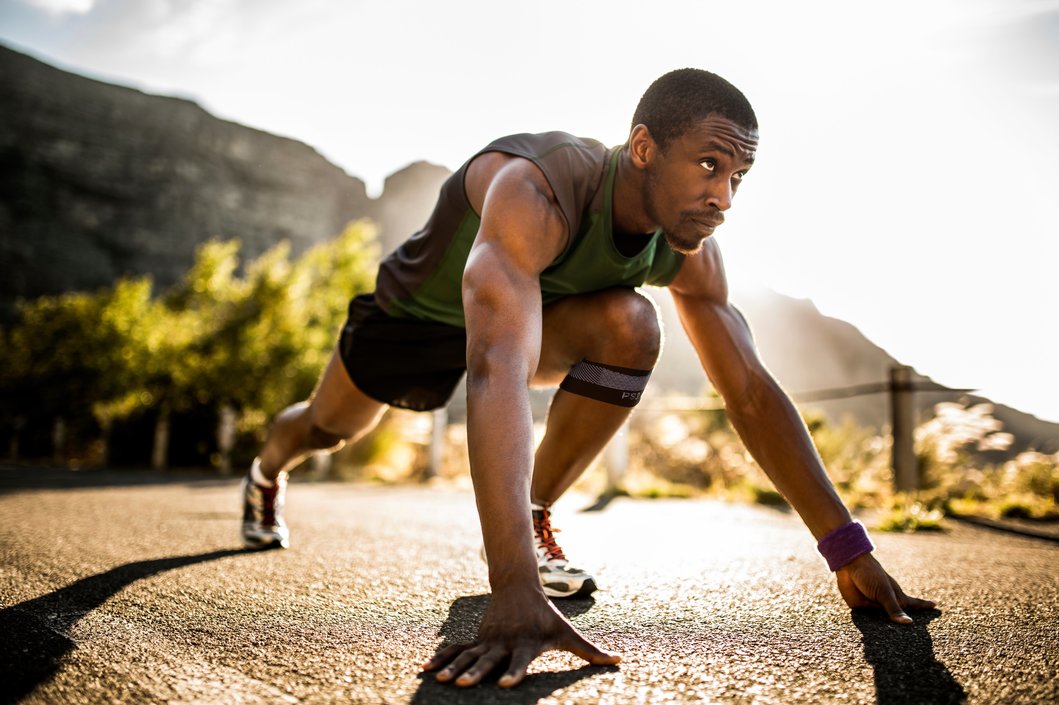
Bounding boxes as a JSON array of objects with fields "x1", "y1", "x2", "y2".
[
  {"x1": 532, "y1": 502, "x2": 597, "y2": 598},
  {"x1": 241, "y1": 468, "x2": 290, "y2": 549}
]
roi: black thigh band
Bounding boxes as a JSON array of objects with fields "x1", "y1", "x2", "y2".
[{"x1": 559, "y1": 359, "x2": 653, "y2": 407}]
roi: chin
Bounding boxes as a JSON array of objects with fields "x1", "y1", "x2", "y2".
[{"x1": 663, "y1": 231, "x2": 709, "y2": 256}]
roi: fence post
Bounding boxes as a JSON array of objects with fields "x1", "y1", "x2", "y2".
[
  {"x1": 8, "y1": 416, "x2": 24, "y2": 461},
  {"x1": 889, "y1": 365, "x2": 918, "y2": 492},
  {"x1": 51, "y1": 416, "x2": 66, "y2": 465},
  {"x1": 604, "y1": 420, "x2": 629, "y2": 494},
  {"x1": 216, "y1": 404, "x2": 236, "y2": 475},
  {"x1": 427, "y1": 406, "x2": 447, "y2": 479},
  {"x1": 152, "y1": 406, "x2": 170, "y2": 471},
  {"x1": 310, "y1": 452, "x2": 332, "y2": 479}
]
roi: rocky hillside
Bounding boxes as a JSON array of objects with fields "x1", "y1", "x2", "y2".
[{"x1": 0, "y1": 45, "x2": 449, "y2": 318}]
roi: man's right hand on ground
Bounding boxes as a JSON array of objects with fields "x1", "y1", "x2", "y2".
[
  {"x1": 835, "y1": 553, "x2": 935, "y2": 624},
  {"x1": 421, "y1": 588, "x2": 621, "y2": 688}
]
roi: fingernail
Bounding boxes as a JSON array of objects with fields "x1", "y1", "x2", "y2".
[{"x1": 897, "y1": 612, "x2": 912, "y2": 623}]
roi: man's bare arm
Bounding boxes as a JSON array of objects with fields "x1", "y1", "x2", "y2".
[
  {"x1": 423, "y1": 154, "x2": 619, "y2": 687},
  {"x1": 669, "y1": 239, "x2": 934, "y2": 623}
]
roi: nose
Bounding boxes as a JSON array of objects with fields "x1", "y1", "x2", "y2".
[{"x1": 705, "y1": 180, "x2": 733, "y2": 211}]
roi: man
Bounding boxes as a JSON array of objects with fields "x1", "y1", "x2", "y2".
[{"x1": 241, "y1": 68, "x2": 934, "y2": 688}]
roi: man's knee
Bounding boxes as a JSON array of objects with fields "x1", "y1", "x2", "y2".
[
  {"x1": 591, "y1": 289, "x2": 662, "y2": 369},
  {"x1": 554, "y1": 290, "x2": 661, "y2": 408}
]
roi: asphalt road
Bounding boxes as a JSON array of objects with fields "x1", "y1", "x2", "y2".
[{"x1": 1, "y1": 466, "x2": 1056, "y2": 704}]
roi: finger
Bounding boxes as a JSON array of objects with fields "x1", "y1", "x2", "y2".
[
  {"x1": 890, "y1": 578, "x2": 936, "y2": 611},
  {"x1": 900, "y1": 594, "x2": 936, "y2": 611},
  {"x1": 498, "y1": 646, "x2": 539, "y2": 689},
  {"x1": 435, "y1": 645, "x2": 487, "y2": 683},
  {"x1": 422, "y1": 643, "x2": 464, "y2": 672},
  {"x1": 561, "y1": 630, "x2": 622, "y2": 666},
  {"x1": 454, "y1": 649, "x2": 505, "y2": 688},
  {"x1": 876, "y1": 583, "x2": 913, "y2": 625}
]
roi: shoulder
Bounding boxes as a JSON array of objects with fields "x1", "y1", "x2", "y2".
[
  {"x1": 478, "y1": 132, "x2": 609, "y2": 203},
  {"x1": 469, "y1": 132, "x2": 610, "y2": 248},
  {"x1": 465, "y1": 152, "x2": 560, "y2": 220},
  {"x1": 481, "y1": 132, "x2": 608, "y2": 165},
  {"x1": 463, "y1": 155, "x2": 568, "y2": 276}
]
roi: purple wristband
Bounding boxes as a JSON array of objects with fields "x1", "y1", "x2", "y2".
[{"x1": 817, "y1": 521, "x2": 874, "y2": 571}]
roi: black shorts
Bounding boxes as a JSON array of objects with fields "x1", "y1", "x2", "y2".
[{"x1": 338, "y1": 293, "x2": 467, "y2": 411}]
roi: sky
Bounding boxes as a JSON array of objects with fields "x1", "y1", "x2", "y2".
[{"x1": 2, "y1": 0, "x2": 1058, "y2": 422}]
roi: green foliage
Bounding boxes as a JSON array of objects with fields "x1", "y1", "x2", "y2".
[
  {"x1": 875, "y1": 499, "x2": 945, "y2": 532},
  {"x1": 0, "y1": 278, "x2": 159, "y2": 422},
  {"x1": 0, "y1": 220, "x2": 379, "y2": 467}
]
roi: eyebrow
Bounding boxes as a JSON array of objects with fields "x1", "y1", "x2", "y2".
[{"x1": 699, "y1": 140, "x2": 756, "y2": 165}]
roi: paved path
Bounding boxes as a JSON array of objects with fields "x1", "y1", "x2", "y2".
[{"x1": 1, "y1": 467, "x2": 1056, "y2": 704}]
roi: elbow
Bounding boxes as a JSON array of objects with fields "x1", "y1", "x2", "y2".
[
  {"x1": 462, "y1": 262, "x2": 539, "y2": 392},
  {"x1": 465, "y1": 345, "x2": 535, "y2": 403},
  {"x1": 466, "y1": 346, "x2": 511, "y2": 389}
]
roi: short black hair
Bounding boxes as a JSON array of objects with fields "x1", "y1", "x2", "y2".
[{"x1": 631, "y1": 68, "x2": 757, "y2": 149}]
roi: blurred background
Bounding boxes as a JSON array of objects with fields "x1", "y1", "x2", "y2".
[{"x1": 0, "y1": 0, "x2": 1056, "y2": 528}]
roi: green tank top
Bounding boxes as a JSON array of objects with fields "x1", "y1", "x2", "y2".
[{"x1": 374, "y1": 132, "x2": 685, "y2": 328}]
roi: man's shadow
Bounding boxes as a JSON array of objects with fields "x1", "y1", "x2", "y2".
[
  {"x1": 410, "y1": 594, "x2": 616, "y2": 705},
  {"x1": 0, "y1": 547, "x2": 258, "y2": 704},
  {"x1": 853, "y1": 609, "x2": 966, "y2": 705}
]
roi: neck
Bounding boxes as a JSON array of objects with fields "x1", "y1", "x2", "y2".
[{"x1": 611, "y1": 146, "x2": 656, "y2": 236}]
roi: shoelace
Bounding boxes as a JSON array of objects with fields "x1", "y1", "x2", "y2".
[{"x1": 532, "y1": 505, "x2": 567, "y2": 562}]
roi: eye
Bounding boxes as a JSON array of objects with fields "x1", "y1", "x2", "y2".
[
  {"x1": 732, "y1": 170, "x2": 748, "y2": 182},
  {"x1": 700, "y1": 158, "x2": 716, "y2": 172}
]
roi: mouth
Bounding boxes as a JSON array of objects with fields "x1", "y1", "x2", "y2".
[{"x1": 694, "y1": 218, "x2": 723, "y2": 231}]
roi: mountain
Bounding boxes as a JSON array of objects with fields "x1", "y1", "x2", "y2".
[
  {"x1": 373, "y1": 161, "x2": 453, "y2": 257},
  {"x1": 652, "y1": 289, "x2": 1059, "y2": 453},
  {"x1": 0, "y1": 44, "x2": 449, "y2": 319}
]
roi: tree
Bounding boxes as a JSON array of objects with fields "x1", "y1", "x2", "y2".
[
  {"x1": 0, "y1": 278, "x2": 162, "y2": 462},
  {"x1": 0, "y1": 219, "x2": 380, "y2": 470},
  {"x1": 162, "y1": 220, "x2": 379, "y2": 470}
]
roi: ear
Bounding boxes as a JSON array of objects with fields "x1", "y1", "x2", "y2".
[{"x1": 628, "y1": 124, "x2": 656, "y2": 169}]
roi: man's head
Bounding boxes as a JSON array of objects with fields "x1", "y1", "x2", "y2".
[
  {"x1": 631, "y1": 68, "x2": 757, "y2": 151},
  {"x1": 628, "y1": 69, "x2": 759, "y2": 254}
]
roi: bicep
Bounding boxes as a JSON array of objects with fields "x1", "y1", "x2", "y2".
[
  {"x1": 462, "y1": 158, "x2": 568, "y2": 379},
  {"x1": 464, "y1": 156, "x2": 567, "y2": 283}
]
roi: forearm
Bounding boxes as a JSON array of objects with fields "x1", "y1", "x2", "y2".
[
  {"x1": 465, "y1": 371, "x2": 542, "y2": 593},
  {"x1": 725, "y1": 372, "x2": 851, "y2": 540}
]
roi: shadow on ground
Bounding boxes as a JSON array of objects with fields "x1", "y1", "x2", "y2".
[
  {"x1": 410, "y1": 594, "x2": 617, "y2": 704},
  {"x1": 0, "y1": 547, "x2": 259, "y2": 704},
  {"x1": 853, "y1": 609, "x2": 966, "y2": 705}
]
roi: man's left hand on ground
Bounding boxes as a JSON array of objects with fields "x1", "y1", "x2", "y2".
[{"x1": 835, "y1": 553, "x2": 936, "y2": 624}]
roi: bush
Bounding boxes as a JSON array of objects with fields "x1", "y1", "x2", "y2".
[{"x1": 0, "y1": 220, "x2": 379, "y2": 470}]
